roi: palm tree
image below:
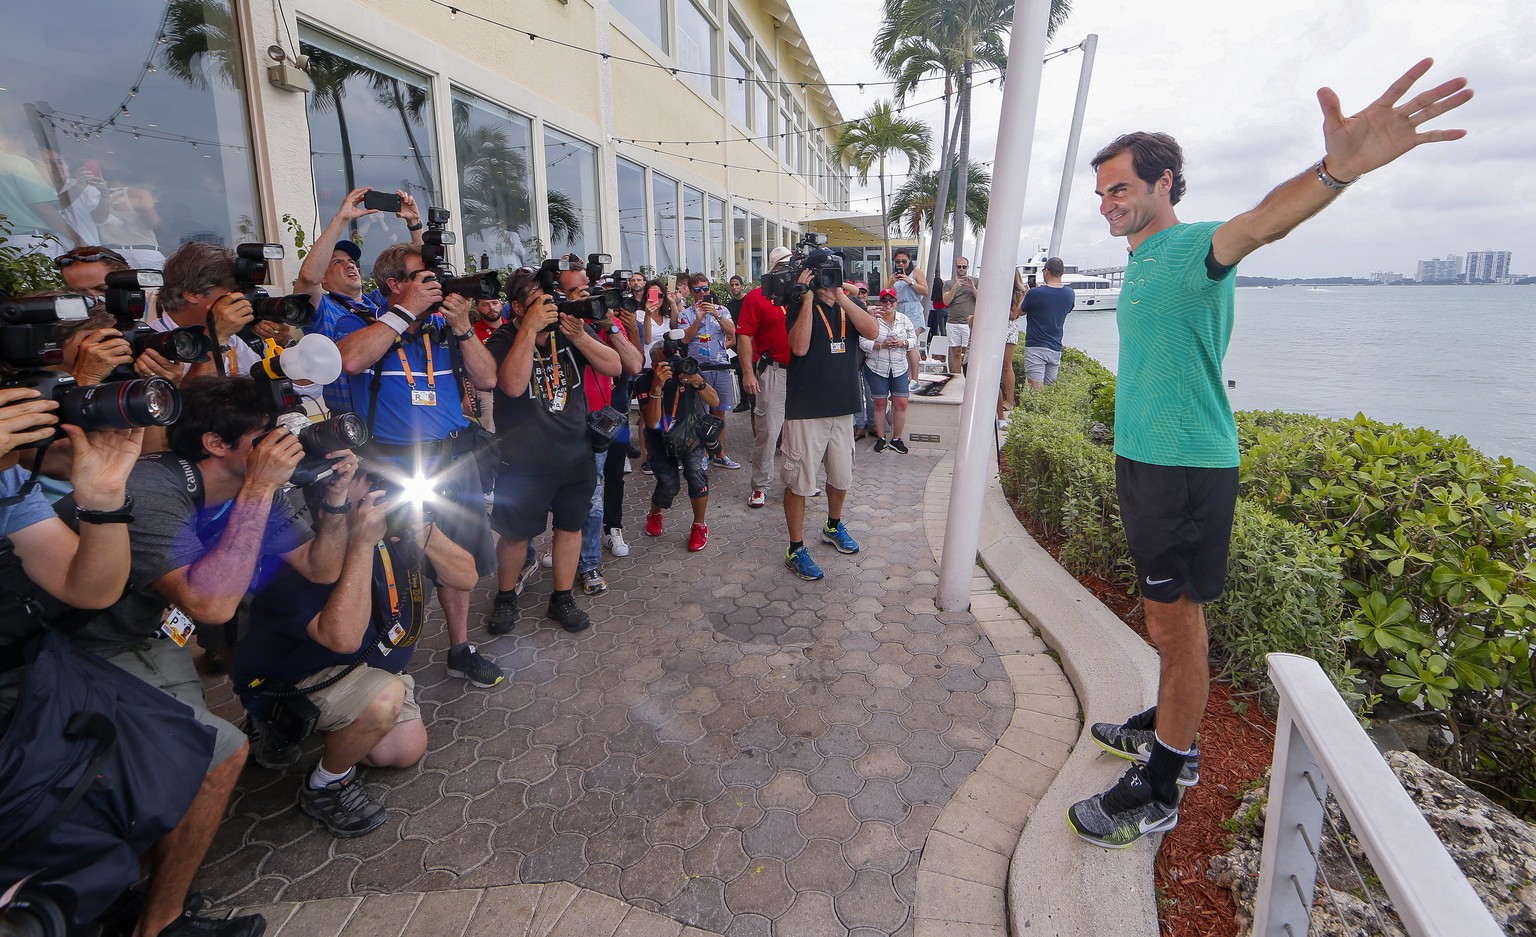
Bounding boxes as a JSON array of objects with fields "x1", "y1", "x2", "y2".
[
  {"x1": 160, "y1": 0, "x2": 241, "y2": 90},
  {"x1": 831, "y1": 102, "x2": 931, "y2": 278},
  {"x1": 887, "y1": 162, "x2": 991, "y2": 240},
  {"x1": 302, "y1": 44, "x2": 369, "y2": 220},
  {"x1": 875, "y1": 0, "x2": 1071, "y2": 271},
  {"x1": 452, "y1": 120, "x2": 580, "y2": 266}
]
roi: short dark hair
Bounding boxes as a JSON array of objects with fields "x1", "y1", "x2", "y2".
[
  {"x1": 687, "y1": 272, "x2": 711, "y2": 288},
  {"x1": 167, "y1": 377, "x2": 272, "y2": 463},
  {"x1": 728, "y1": 275, "x2": 744, "y2": 286},
  {"x1": 504, "y1": 268, "x2": 542, "y2": 314},
  {"x1": 1044, "y1": 257, "x2": 1065, "y2": 277},
  {"x1": 1091, "y1": 131, "x2": 1186, "y2": 205},
  {"x1": 160, "y1": 242, "x2": 236, "y2": 312}
]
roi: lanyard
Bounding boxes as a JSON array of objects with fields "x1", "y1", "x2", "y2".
[
  {"x1": 394, "y1": 342, "x2": 436, "y2": 391},
  {"x1": 379, "y1": 541, "x2": 401, "y2": 626},
  {"x1": 537, "y1": 331, "x2": 562, "y2": 402},
  {"x1": 815, "y1": 303, "x2": 845, "y2": 345},
  {"x1": 376, "y1": 540, "x2": 425, "y2": 646}
]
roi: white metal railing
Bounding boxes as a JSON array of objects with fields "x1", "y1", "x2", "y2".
[{"x1": 1253, "y1": 653, "x2": 1502, "y2": 936}]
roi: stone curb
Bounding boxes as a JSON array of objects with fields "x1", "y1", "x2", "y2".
[{"x1": 972, "y1": 468, "x2": 1163, "y2": 936}]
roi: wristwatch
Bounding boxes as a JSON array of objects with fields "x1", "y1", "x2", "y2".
[
  {"x1": 1314, "y1": 158, "x2": 1357, "y2": 191},
  {"x1": 608, "y1": 323, "x2": 622, "y2": 335},
  {"x1": 318, "y1": 499, "x2": 351, "y2": 515},
  {"x1": 76, "y1": 496, "x2": 134, "y2": 525}
]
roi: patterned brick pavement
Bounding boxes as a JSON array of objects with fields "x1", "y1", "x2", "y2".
[{"x1": 194, "y1": 421, "x2": 1015, "y2": 936}]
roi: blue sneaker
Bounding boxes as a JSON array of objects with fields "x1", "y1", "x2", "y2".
[
  {"x1": 820, "y1": 520, "x2": 860, "y2": 554},
  {"x1": 785, "y1": 545, "x2": 825, "y2": 581}
]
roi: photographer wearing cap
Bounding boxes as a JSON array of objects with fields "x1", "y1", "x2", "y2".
[
  {"x1": 780, "y1": 261, "x2": 881, "y2": 582},
  {"x1": 234, "y1": 468, "x2": 474, "y2": 838},
  {"x1": 737, "y1": 246, "x2": 793, "y2": 509},
  {"x1": 635, "y1": 342, "x2": 715, "y2": 552},
  {"x1": 321, "y1": 242, "x2": 504, "y2": 689},
  {"x1": 485, "y1": 269, "x2": 621, "y2": 635}
]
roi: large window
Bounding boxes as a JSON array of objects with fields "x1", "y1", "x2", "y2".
[
  {"x1": 611, "y1": 0, "x2": 667, "y2": 52},
  {"x1": 543, "y1": 126, "x2": 599, "y2": 259},
  {"x1": 732, "y1": 205, "x2": 748, "y2": 279},
  {"x1": 616, "y1": 157, "x2": 648, "y2": 272},
  {"x1": 1, "y1": 0, "x2": 260, "y2": 266},
  {"x1": 452, "y1": 90, "x2": 534, "y2": 271},
  {"x1": 708, "y1": 196, "x2": 725, "y2": 279},
  {"x1": 303, "y1": 29, "x2": 438, "y2": 274},
  {"x1": 652, "y1": 173, "x2": 678, "y2": 274},
  {"x1": 727, "y1": 53, "x2": 750, "y2": 128},
  {"x1": 682, "y1": 185, "x2": 704, "y2": 273},
  {"x1": 676, "y1": 0, "x2": 718, "y2": 99}
]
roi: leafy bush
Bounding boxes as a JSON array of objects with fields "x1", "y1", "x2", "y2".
[{"x1": 0, "y1": 214, "x2": 64, "y2": 297}]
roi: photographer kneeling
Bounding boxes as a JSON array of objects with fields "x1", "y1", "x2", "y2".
[
  {"x1": 234, "y1": 469, "x2": 474, "y2": 838},
  {"x1": 636, "y1": 341, "x2": 716, "y2": 552}
]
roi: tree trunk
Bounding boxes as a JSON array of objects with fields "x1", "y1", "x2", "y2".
[
  {"x1": 334, "y1": 89, "x2": 358, "y2": 240},
  {"x1": 927, "y1": 71, "x2": 956, "y2": 285},
  {"x1": 389, "y1": 80, "x2": 436, "y2": 205},
  {"x1": 951, "y1": 58, "x2": 974, "y2": 271},
  {"x1": 878, "y1": 153, "x2": 890, "y2": 286}
]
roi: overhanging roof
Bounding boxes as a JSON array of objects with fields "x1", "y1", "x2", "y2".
[{"x1": 801, "y1": 210, "x2": 890, "y2": 242}]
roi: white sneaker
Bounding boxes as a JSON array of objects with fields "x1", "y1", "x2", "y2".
[
  {"x1": 748, "y1": 489, "x2": 766, "y2": 509},
  {"x1": 540, "y1": 550, "x2": 553, "y2": 569},
  {"x1": 604, "y1": 527, "x2": 631, "y2": 557},
  {"x1": 622, "y1": 458, "x2": 633, "y2": 475}
]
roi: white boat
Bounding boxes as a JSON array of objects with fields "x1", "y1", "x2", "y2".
[{"x1": 1017, "y1": 252, "x2": 1121, "y2": 312}]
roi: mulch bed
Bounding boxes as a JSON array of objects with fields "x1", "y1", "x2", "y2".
[{"x1": 1011, "y1": 507, "x2": 1277, "y2": 937}]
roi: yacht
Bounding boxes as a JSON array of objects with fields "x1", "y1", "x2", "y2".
[{"x1": 1017, "y1": 252, "x2": 1120, "y2": 312}]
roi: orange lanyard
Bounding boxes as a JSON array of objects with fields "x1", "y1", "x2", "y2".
[
  {"x1": 537, "y1": 332, "x2": 562, "y2": 400},
  {"x1": 395, "y1": 342, "x2": 436, "y2": 391},
  {"x1": 815, "y1": 303, "x2": 845, "y2": 344},
  {"x1": 225, "y1": 345, "x2": 240, "y2": 375},
  {"x1": 379, "y1": 542, "x2": 401, "y2": 625}
]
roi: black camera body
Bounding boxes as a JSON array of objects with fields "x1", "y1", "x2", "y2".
[
  {"x1": 760, "y1": 233, "x2": 845, "y2": 307},
  {"x1": 418, "y1": 207, "x2": 502, "y2": 308},
  {"x1": 234, "y1": 243, "x2": 316, "y2": 328},
  {"x1": 103, "y1": 270, "x2": 216, "y2": 368},
  {"x1": 367, "y1": 470, "x2": 447, "y2": 538},
  {"x1": 536, "y1": 254, "x2": 621, "y2": 325},
  {"x1": 0, "y1": 290, "x2": 183, "y2": 448}
]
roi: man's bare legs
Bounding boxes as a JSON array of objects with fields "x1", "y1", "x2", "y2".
[
  {"x1": 135, "y1": 746, "x2": 247, "y2": 937},
  {"x1": 438, "y1": 585, "x2": 471, "y2": 646},
  {"x1": 1143, "y1": 594, "x2": 1209, "y2": 751}
]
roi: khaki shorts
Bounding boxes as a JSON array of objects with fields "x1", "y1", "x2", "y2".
[
  {"x1": 781, "y1": 415, "x2": 854, "y2": 497},
  {"x1": 299, "y1": 665, "x2": 420, "y2": 734}
]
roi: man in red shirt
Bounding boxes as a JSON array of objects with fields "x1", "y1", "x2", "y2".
[{"x1": 738, "y1": 247, "x2": 793, "y2": 508}]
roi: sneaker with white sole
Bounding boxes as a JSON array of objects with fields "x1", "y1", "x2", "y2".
[
  {"x1": 1089, "y1": 707, "x2": 1200, "y2": 787},
  {"x1": 1067, "y1": 763, "x2": 1179, "y2": 849},
  {"x1": 539, "y1": 550, "x2": 553, "y2": 569},
  {"x1": 748, "y1": 489, "x2": 766, "y2": 508},
  {"x1": 712, "y1": 455, "x2": 742, "y2": 470},
  {"x1": 299, "y1": 766, "x2": 387, "y2": 839},
  {"x1": 604, "y1": 527, "x2": 631, "y2": 556}
]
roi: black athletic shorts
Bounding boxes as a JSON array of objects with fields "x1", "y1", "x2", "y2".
[
  {"x1": 491, "y1": 458, "x2": 597, "y2": 541},
  {"x1": 1115, "y1": 456, "x2": 1239, "y2": 605}
]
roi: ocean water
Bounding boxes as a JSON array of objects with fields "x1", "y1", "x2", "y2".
[{"x1": 1061, "y1": 285, "x2": 1536, "y2": 468}]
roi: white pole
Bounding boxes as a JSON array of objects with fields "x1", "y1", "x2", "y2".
[
  {"x1": 937, "y1": 0, "x2": 1054, "y2": 611},
  {"x1": 1048, "y1": 34, "x2": 1098, "y2": 258}
]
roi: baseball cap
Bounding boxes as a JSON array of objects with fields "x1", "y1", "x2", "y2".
[
  {"x1": 334, "y1": 239, "x2": 362, "y2": 263},
  {"x1": 768, "y1": 246, "x2": 792, "y2": 266},
  {"x1": 878, "y1": 289, "x2": 897, "y2": 301}
]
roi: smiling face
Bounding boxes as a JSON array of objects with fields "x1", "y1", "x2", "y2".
[{"x1": 1094, "y1": 151, "x2": 1174, "y2": 249}]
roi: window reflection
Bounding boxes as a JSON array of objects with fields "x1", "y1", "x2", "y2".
[
  {"x1": 652, "y1": 173, "x2": 678, "y2": 274},
  {"x1": 544, "y1": 126, "x2": 597, "y2": 259},
  {"x1": 1, "y1": 0, "x2": 259, "y2": 265},
  {"x1": 452, "y1": 90, "x2": 535, "y2": 271},
  {"x1": 617, "y1": 157, "x2": 648, "y2": 273},
  {"x1": 611, "y1": 0, "x2": 667, "y2": 52},
  {"x1": 708, "y1": 196, "x2": 725, "y2": 279},
  {"x1": 682, "y1": 185, "x2": 704, "y2": 274},
  {"x1": 733, "y1": 205, "x2": 748, "y2": 280},
  {"x1": 302, "y1": 29, "x2": 438, "y2": 275}
]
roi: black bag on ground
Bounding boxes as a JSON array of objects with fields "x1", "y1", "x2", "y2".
[{"x1": 0, "y1": 630, "x2": 216, "y2": 927}]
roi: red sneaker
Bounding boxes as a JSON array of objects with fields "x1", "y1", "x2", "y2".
[
  {"x1": 688, "y1": 523, "x2": 708, "y2": 552},
  {"x1": 645, "y1": 510, "x2": 664, "y2": 537}
]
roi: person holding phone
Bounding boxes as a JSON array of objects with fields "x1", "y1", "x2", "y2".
[
  {"x1": 677, "y1": 272, "x2": 740, "y2": 470},
  {"x1": 860, "y1": 289, "x2": 917, "y2": 453},
  {"x1": 941, "y1": 257, "x2": 978, "y2": 376},
  {"x1": 885, "y1": 247, "x2": 927, "y2": 376}
]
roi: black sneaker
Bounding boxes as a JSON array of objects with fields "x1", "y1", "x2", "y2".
[
  {"x1": 298, "y1": 768, "x2": 386, "y2": 839},
  {"x1": 1089, "y1": 708, "x2": 1199, "y2": 787},
  {"x1": 243, "y1": 716, "x2": 301, "y2": 771},
  {"x1": 156, "y1": 894, "x2": 266, "y2": 937},
  {"x1": 889, "y1": 437, "x2": 909, "y2": 454},
  {"x1": 733, "y1": 395, "x2": 754, "y2": 413},
  {"x1": 1067, "y1": 763, "x2": 1179, "y2": 849},
  {"x1": 547, "y1": 593, "x2": 591, "y2": 633},
  {"x1": 873, "y1": 437, "x2": 888, "y2": 453},
  {"x1": 446, "y1": 643, "x2": 505, "y2": 688},
  {"x1": 488, "y1": 597, "x2": 518, "y2": 636}
]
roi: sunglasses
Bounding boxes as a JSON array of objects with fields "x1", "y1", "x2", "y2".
[
  {"x1": 879, "y1": 298, "x2": 895, "y2": 303},
  {"x1": 55, "y1": 248, "x2": 127, "y2": 269},
  {"x1": 857, "y1": 290, "x2": 868, "y2": 295},
  {"x1": 691, "y1": 286, "x2": 711, "y2": 293}
]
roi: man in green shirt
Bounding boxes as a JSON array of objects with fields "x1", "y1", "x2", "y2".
[{"x1": 1068, "y1": 59, "x2": 1473, "y2": 849}]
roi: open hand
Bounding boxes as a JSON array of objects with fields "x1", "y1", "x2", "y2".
[
  {"x1": 63, "y1": 426, "x2": 144, "y2": 509},
  {"x1": 1319, "y1": 58, "x2": 1472, "y2": 181}
]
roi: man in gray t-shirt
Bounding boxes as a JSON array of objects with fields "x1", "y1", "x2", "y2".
[{"x1": 941, "y1": 257, "x2": 978, "y2": 375}]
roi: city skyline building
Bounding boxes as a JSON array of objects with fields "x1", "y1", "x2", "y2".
[{"x1": 1463, "y1": 250, "x2": 1512, "y2": 283}]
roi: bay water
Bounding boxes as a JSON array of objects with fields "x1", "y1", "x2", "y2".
[{"x1": 1060, "y1": 284, "x2": 1535, "y2": 468}]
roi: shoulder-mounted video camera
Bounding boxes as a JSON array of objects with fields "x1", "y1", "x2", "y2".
[
  {"x1": 234, "y1": 243, "x2": 316, "y2": 328},
  {"x1": 0, "y1": 290, "x2": 181, "y2": 447},
  {"x1": 759, "y1": 233, "x2": 844, "y2": 308}
]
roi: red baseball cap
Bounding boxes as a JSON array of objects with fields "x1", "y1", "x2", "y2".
[{"x1": 877, "y1": 289, "x2": 897, "y2": 301}]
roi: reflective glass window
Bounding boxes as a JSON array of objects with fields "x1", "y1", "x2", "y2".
[
  {"x1": 682, "y1": 186, "x2": 704, "y2": 274},
  {"x1": 452, "y1": 89, "x2": 535, "y2": 271},
  {"x1": 617, "y1": 156, "x2": 648, "y2": 272},
  {"x1": 652, "y1": 173, "x2": 678, "y2": 274},
  {"x1": 676, "y1": 1, "x2": 718, "y2": 98},
  {"x1": 732, "y1": 205, "x2": 748, "y2": 279},
  {"x1": 303, "y1": 29, "x2": 439, "y2": 275},
  {"x1": 543, "y1": 126, "x2": 599, "y2": 259},
  {"x1": 2, "y1": 0, "x2": 260, "y2": 267},
  {"x1": 708, "y1": 196, "x2": 725, "y2": 279},
  {"x1": 611, "y1": 0, "x2": 667, "y2": 52}
]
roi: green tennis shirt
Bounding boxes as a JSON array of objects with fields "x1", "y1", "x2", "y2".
[{"x1": 1113, "y1": 221, "x2": 1240, "y2": 468}]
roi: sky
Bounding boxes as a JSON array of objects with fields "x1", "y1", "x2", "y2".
[{"x1": 787, "y1": 0, "x2": 1536, "y2": 279}]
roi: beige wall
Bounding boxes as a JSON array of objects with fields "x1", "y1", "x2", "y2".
[{"x1": 241, "y1": 0, "x2": 847, "y2": 282}]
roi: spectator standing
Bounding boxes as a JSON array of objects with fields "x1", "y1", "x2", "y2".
[
  {"x1": 860, "y1": 289, "x2": 916, "y2": 453},
  {"x1": 1021, "y1": 257, "x2": 1076, "y2": 390},
  {"x1": 737, "y1": 247, "x2": 792, "y2": 508},
  {"x1": 941, "y1": 257, "x2": 978, "y2": 376},
  {"x1": 885, "y1": 247, "x2": 927, "y2": 377}
]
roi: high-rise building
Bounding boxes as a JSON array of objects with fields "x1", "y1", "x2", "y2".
[
  {"x1": 1416, "y1": 255, "x2": 1463, "y2": 283},
  {"x1": 1463, "y1": 251, "x2": 1512, "y2": 282}
]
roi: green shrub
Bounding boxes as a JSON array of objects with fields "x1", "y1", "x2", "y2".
[{"x1": 0, "y1": 214, "x2": 64, "y2": 297}]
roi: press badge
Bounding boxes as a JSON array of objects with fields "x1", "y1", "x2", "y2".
[
  {"x1": 549, "y1": 386, "x2": 568, "y2": 413},
  {"x1": 377, "y1": 621, "x2": 406, "y2": 655},
  {"x1": 410, "y1": 389, "x2": 437, "y2": 406},
  {"x1": 161, "y1": 606, "x2": 196, "y2": 646},
  {"x1": 828, "y1": 341, "x2": 846, "y2": 354}
]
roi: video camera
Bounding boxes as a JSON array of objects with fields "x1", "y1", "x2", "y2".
[
  {"x1": 0, "y1": 291, "x2": 181, "y2": 448},
  {"x1": 759, "y1": 232, "x2": 844, "y2": 307},
  {"x1": 105, "y1": 270, "x2": 216, "y2": 368},
  {"x1": 234, "y1": 243, "x2": 316, "y2": 328},
  {"x1": 420, "y1": 207, "x2": 501, "y2": 306},
  {"x1": 534, "y1": 253, "x2": 624, "y2": 324}
]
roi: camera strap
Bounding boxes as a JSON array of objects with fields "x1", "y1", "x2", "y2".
[{"x1": 443, "y1": 330, "x2": 479, "y2": 418}]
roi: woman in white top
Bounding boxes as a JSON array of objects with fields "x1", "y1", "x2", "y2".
[{"x1": 859, "y1": 289, "x2": 918, "y2": 453}]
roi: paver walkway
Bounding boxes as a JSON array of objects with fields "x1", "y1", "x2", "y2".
[{"x1": 194, "y1": 421, "x2": 1024, "y2": 936}]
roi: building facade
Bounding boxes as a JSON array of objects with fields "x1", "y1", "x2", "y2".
[
  {"x1": 1, "y1": 0, "x2": 853, "y2": 286},
  {"x1": 1462, "y1": 250, "x2": 1511, "y2": 283},
  {"x1": 1415, "y1": 255, "x2": 1463, "y2": 283}
]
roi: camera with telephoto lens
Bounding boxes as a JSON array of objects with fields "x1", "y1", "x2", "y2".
[
  {"x1": 0, "y1": 874, "x2": 72, "y2": 937},
  {"x1": 0, "y1": 290, "x2": 182, "y2": 449},
  {"x1": 234, "y1": 243, "x2": 316, "y2": 328},
  {"x1": 607, "y1": 270, "x2": 639, "y2": 313},
  {"x1": 759, "y1": 232, "x2": 844, "y2": 307},
  {"x1": 255, "y1": 409, "x2": 369, "y2": 488},
  {"x1": 367, "y1": 469, "x2": 445, "y2": 538},
  {"x1": 104, "y1": 269, "x2": 216, "y2": 368},
  {"x1": 535, "y1": 253, "x2": 623, "y2": 324},
  {"x1": 418, "y1": 207, "x2": 502, "y2": 306}
]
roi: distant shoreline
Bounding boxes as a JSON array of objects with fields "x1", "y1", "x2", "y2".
[{"x1": 1235, "y1": 276, "x2": 1533, "y2": 287}]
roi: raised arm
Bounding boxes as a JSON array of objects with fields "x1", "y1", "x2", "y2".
[{"x1": 1212, "y1": 58, "x2": 1471, "y2": 268}]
